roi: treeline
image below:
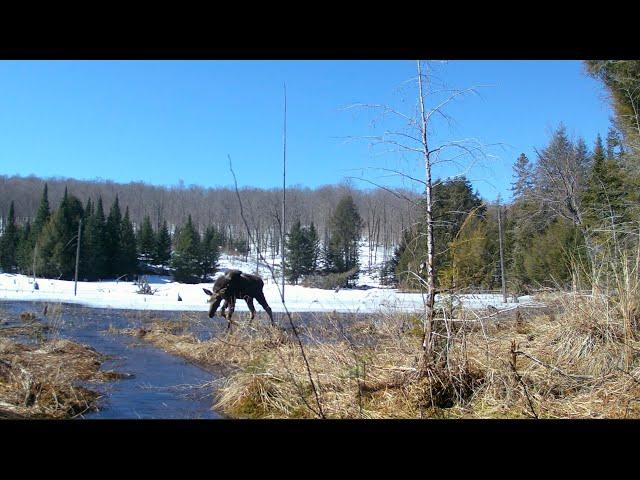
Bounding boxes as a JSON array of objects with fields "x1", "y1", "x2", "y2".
[
  {"x1": 0, "y1": 182, "x2": 366, "y2": 287},
  {"x1": 0, "y1": 183, "x2": 226, "y2": 283},
  {"x1": 0, "y1": 176, "x2": 419, "y2": 270},
  {"x1": 384, "y1": 122, "x2": 636, "y2": 293}
]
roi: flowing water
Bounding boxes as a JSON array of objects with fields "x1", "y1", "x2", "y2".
[{"x1": 1, "y1": 301, "x2": 222, "y2": 419}]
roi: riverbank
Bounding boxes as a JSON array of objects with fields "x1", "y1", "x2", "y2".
[{"x1": 113, "y1": 294, "x2": 640, "y2": 418}]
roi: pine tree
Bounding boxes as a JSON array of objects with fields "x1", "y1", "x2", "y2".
[
  {"x1": 118, "y1": 207, "x2": 138, "y2": 278},
  {"x1": 155, "y1": 220, "x2": 172, "y2": 266},
  {"x1": 171, "y1": 215, "x2": 201, "y2": 283},
  {"x1": 0, "y1": 202, "x2": 19, "y2": 272},
  {"x1": 105, "y1": 196, "x2": 122, "y2": 277},
  {"x1": 137, "y1": 215, "x2": 156, "y2": 263}
]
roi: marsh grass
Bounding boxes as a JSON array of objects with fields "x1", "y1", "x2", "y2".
[
  {"x1": 110, "y1": 283, "x2": 640, "y2": 418},
  {"x1": 0, "y1": 308, "x2": 118, "y2": 419}
]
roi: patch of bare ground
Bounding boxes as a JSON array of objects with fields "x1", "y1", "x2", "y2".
[
  {"x1": 109, "y1": 294, "x2": 640, "y2": 419},
  {"x1": 0, "y1": 311, "x2": 118, "y2": 419}
]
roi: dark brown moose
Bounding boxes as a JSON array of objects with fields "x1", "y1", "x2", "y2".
[{"x1": 203, "y1": 269, "x2": 274, "y2": 329}]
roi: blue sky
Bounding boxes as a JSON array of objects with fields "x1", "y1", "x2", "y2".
[{"x1": 0, "y1": 60, "x2": 612, "y2": 201}]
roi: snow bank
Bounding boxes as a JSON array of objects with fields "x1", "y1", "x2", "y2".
[
  {"x1": 0, "y1": 273, "x2": 535, "y2": 314},
  {"x1": 0, "y1": 241, "x2": 537, "y2": 313}
]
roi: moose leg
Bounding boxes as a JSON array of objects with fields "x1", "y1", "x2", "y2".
[
  {"x1": 255, "y1": 292, "x2": 274, "y2": 326},
  {"x1": 220, "y1": 298, "x2": 228, "y2": 318},
  {"x1": 244, "y1": 296, "x2": 256, "y2": 321},
  {"x1": 226, "y1": 297, "x2": 236, "y2": 330}
]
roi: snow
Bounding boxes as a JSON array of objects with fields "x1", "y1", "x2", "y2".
[{"x1": 0, "y1": 241, "x2": 537, "y2": 313}]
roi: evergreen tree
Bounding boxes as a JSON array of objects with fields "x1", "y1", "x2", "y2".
[
  {"x1": 105, "y1": 196, "x2": 122, "y2": 277},
  {"x1": 37, "y1": 189, "x2": 84, "y2": 279},
  {"x1": 155, "y1": 220, "x2": 172, "y2": 266},
  {"x1": 137, "y1": 215, "x2": 156, "y2": 263},
  {"x1": 32, "y1": 183, "x2": 51, "y2": 239},
  {"x1": 285, "y1": 220, "x2": 306, "y2": 283},
  {"x1": 582, "y1": 134, "x2": 629, "y2": 235},
  {"x1": 171, "y1": 215, "x2": 201, "y2": 283},
  {"x1": 82, "y1": 196, "x2": 108, "y2": 280},
  {"x1": 511, "y1": 153, "x2": 534, "y2": 199},
  {"x1": 118, "y1": 207, "x2": 138, "y2": 278},
  {"x1": 16, "y1": 220, "x2": 32, "y2": 274},
  {"x1": 0, "y1": 202, "x2": 19, "y2": 272},
  {"x1": 19, "y1": 183, "x2": 52, "y2": 276},
  {"x1": 326, "y1": 195, "x2": 362, "y2": 273},
  {"x1": 522, "y1": 219, "x2": 583, "y2": 288},
  {"x1": 394, "y1": 177, "x2": 484, "y2": 289},
  {"x1": 606, "y1": 126, "x2": 623, "y2": 160},
  {"x1": 200, "y1": 225, "x2": 222, "y2": 281},
  {"x1": 306, "y1": 222, "x2": 320, "y2": 274}
]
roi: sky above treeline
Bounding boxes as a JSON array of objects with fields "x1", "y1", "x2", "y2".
[{"x1": 0, "y1": 60, "x2": 612, "y2": 201}]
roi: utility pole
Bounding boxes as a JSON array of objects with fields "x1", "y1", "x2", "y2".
[
  {"x1": 282, "y1": 83, "x2": 287, "y2": 301},
  {"x1": 74, "y1": 219, "x2": 82, "y2": 296},
  {"x1": 32, "y1": 242, "x2": 39, "y2": 290},
  {"x1": 497, "y1": 200, "x2": 507, "y2": 303}
]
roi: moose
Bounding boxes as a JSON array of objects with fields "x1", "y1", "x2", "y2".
[{"x1": 203, "y1": 269, "x2": 274, "y2": 329}]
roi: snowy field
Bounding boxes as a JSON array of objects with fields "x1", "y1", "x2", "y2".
[{"x1": 0, "y1": 241, "x2": 537, "y2": 314}]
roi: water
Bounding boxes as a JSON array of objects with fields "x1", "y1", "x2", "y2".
[{"x1": 1, "y1": 301, "x2": 222, "y2": 419}]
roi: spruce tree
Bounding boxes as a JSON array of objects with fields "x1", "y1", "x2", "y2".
[
  {"x1": 119, "y1": 207, "x2": 138, "y2": 278},
  {"x1": 582, "y1": 134, "x2": 629, "y2": 234},
  {"x1": 285, "y1": 220, "x2": 306, "y2": 283},
  {"x1": 155, "y1": 220, "x2": 172, "y2": 266},
  {"x1": 137, "y1": 215, "x2": 156, "y2": 263},
  {"x1": 200, "y1": 225, "x2": 221, "y2": 280},
  {"x1": 16, "y1": 220, "x2": 32, "y2": 274},
  {"x1": 0, "y1": 202, "x2": 19, "y2": 272},
  {"x1": 82, "y1": 196, "x2": 108, "y2": 280},
  {"x1": 38, "y1": 189, "x2": 84, "y2": 279},
  {"x1": 171, "y1": 215, "x2": 201, "y2": 283},
  {"x1": 306, "y1": 222, "x2": 320, "y2": 274},
  {"x1": 105, "y1": 196, "x2": 122, "y2": 277},
  {"x1": 32, "y1": 183, "x2": 51, "y2": 239},
  {"x1": 511, "y1": 153, "x2": 534, "y2": 200},
  {"x1": 327, "y1": 195, "x2": 363, "y2": 273}
]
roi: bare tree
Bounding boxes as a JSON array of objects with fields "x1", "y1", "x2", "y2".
[{"x1": 345, "y1": 60, "x2": 491, "y2": 363}]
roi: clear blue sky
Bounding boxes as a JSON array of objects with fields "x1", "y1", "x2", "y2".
[{"x1": 0, "y1": 60, "x2": 612, "y2": 201}]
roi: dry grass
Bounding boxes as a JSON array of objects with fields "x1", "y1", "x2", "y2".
[
  {"x1": 111, "y1": 294, "x2": 640, "y2": 419},
  {"x1": 0, "y1": 311, "x2": 115, "y2": 419}
]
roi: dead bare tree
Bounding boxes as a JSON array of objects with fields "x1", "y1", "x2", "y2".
[{"x1": 345, "y1": 60, "x2": 492, "y2": 364}]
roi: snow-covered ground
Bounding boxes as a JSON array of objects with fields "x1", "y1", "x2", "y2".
[{"x1": 0, "y1": 241, "x2": 537, "y2": 313}]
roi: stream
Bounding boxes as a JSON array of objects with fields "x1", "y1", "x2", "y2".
[{"x1": 1, "y1": 300, "x2": 222, "y2": 419}]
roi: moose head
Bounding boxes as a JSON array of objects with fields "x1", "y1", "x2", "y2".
[{"x1": 202, "y1": 270, "x2": 238, "y2": 318}]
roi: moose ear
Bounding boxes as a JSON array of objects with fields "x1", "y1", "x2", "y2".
[{"x1": 202, "y1": 288, "x2": 213, "y2": 296}]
